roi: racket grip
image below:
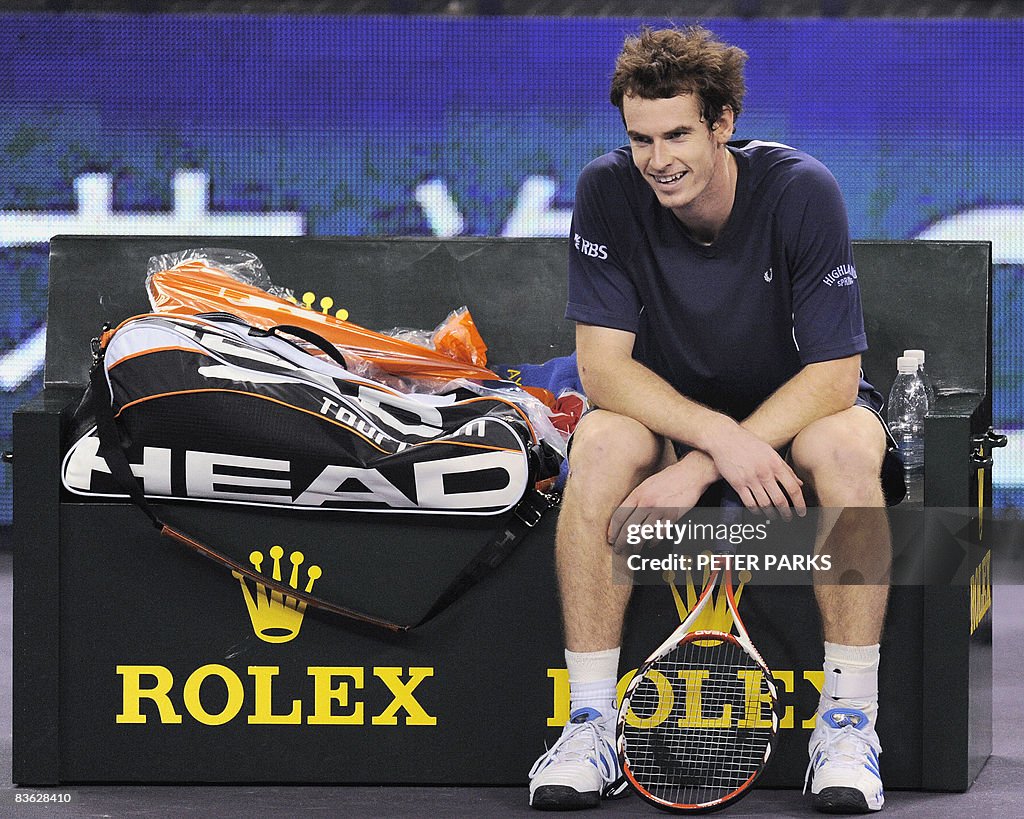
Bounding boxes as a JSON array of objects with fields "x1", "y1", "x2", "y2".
[{"x1": 714, "y1": 487, "x2": 744, "y2": 555}]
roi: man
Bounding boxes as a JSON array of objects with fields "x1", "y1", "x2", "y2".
[{"x1": 528, "y1": 26, "x2": 899, "y2": 813}]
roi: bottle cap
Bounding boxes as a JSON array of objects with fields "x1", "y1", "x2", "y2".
[
  {"x1": 904, "y1": 349, "x2": 925, "y2": 365},
  {"x1": 897, "y1": 355, "x2": 918, "y2": 374}
]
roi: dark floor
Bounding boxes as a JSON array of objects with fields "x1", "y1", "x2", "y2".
[{"x1": 2, "y1": 547, "x2": 1021, "y2": 817}]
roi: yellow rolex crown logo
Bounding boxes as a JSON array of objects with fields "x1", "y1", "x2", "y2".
[
  {"x1": 663, "y1": 553, "x2": 751, "y2": 636},
  {"x1": 232, "y1": 546, "x2": 322, "y2": 644}
]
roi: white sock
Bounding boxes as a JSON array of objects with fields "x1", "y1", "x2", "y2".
[
  {"x1": 566, "y1": 647, "x2": 619, "y2": 718},
  {"x1": 819, "y1": 642, "x2": 880, "y2": 722}
]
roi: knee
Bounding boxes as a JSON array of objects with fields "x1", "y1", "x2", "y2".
[
  {"x1": 791, "y1": 417, "x2": 886, "y2": 506},
  {"x1": 568, "y1": 410, "x2": 664, "y2": 485}
]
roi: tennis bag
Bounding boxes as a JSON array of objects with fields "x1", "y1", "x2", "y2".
[{"x1": 62, "y1": 311, "x2": 558, "y2": 629}]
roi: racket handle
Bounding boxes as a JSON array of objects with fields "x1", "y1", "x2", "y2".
[{"x1": 715, "y1": 488, "x2": 744, "y2": 555}]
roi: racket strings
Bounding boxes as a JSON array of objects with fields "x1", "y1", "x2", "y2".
[{"x1": 622, "y1": 637, "x2": 776, "y2": 808}]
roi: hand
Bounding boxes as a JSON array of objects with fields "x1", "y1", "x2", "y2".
[
  {"x1": 704, "y1": 418, "x2": 806, "y2": 520},
  {"x1": 607, "y1": 451, "x2": 718, "y2": 554}
]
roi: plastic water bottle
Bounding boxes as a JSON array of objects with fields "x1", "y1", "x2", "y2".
[
  {"x1": 903, "y1": 349, "x2": 936, "y2": 409},
  {"x1": 887, "y1": 355, "x2": 928, "y2": 504}
]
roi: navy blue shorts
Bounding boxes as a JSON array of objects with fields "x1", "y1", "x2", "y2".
[
  {"x1": 575, "y1": 385, "x2": 907, "y2": 507},
  {"x1": 670, "y1": 386, "x2": 905, "y2": 507},
  {"x1": 856, "y1": 386, "x2": 906, "y2": 507}
]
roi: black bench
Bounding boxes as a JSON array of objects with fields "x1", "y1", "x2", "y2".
[{"x1": 13, "y1": 236, "x2": 994, "y2": 789}]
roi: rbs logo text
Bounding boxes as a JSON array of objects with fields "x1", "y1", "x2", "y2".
[{"x1": 574, "y1": 233, "x2": 608, "y2": 260}]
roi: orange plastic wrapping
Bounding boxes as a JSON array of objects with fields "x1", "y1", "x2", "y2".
[
  {"x1": 147, "y1": 259, "x2": 500, "y2": 383},
  {"x1": 432, "y1": 307, "x2": 489, "y2": 368}
]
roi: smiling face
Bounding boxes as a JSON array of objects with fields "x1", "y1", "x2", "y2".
[{"x1": 622, "y1": 92, "x2": 736, "y2": 235}]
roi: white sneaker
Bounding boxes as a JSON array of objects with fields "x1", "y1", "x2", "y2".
[
  {"x1": 528, "y1": 707, "x2": 627, "y2": 810},
  {"x1": 805, "y1": 707, "x2": 884, "y2": 813}
]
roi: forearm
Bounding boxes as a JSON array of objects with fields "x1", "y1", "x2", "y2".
[
  {"x1": 580, "y1": 356, "x2": 734, "y2": 497},
  {"x1": 579, "y1": 353, "x2": 732, "y2": 454},
  {"x1": 741, "y1": 356, "x2": 862, "y2": 449},
  {"x1": 584, "y1": 349, "x2": 860, "y2": 454}
]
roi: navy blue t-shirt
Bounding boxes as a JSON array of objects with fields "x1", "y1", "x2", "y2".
[{"x1": 566, "y1": 140, "x2": 868, "y2": 420}]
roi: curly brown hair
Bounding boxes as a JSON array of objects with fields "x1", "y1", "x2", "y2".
[{"x1": 610, "y1": 26, "x2": 748, "y2": 130}]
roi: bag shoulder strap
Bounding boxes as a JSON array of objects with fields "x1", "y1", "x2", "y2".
[{"x1": 413, "y1": 487, "x2": 553, "y2": 627}]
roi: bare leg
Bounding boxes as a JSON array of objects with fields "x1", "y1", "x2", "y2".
[
  {"x1": 556, "y1": 410, "x2": 673, "y2": 651},
  {"x1": 781, "y1": 408, "x2": 891, "y2": 813},
  {"x1": 530, "y1": 410, "x2": 673, "y2": 808},
  {"x1": 790, "y1": 406, "x2": 891, "y2": 644}
]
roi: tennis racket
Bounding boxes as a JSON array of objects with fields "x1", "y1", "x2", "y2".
[{"x1": 617, "y1": 534, "x2": 781, "y2": 812}]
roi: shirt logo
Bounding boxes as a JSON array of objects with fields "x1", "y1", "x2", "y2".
[
  {"x1": 822, "y1": 264, "x2": 857, "y2": 287},
  {"x1": 574, "y1": 232, "x2": 608, "y2": 260},
  {"x1": 763, "y1": 267, "x2": 773, "y2": 283}
]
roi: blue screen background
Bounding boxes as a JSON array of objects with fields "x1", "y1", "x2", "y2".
[{"x1": 2, "y1": 14, "x2": 1023, "y2": 523}]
